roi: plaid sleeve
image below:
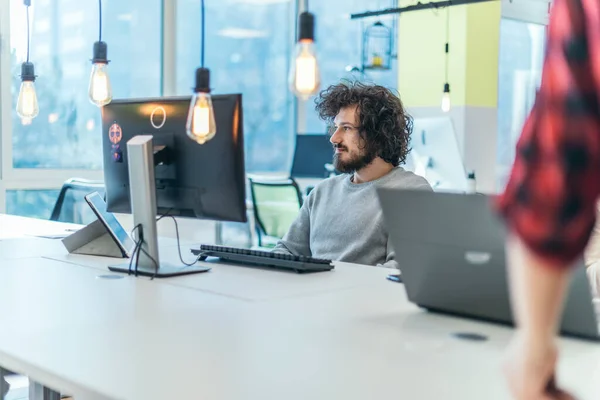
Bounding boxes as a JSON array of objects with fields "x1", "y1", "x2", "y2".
[{"x1": 498, "y1": 0, "x2": 600, "y2": 268}]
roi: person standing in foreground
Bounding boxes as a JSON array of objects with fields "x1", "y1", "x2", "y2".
[{"x1": 498, "y1": 0, "x2": 600, "y2": 398}]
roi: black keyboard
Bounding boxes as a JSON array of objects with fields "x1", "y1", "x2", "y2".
[{"x1": 191, "y1": 244, "x2": 334, "y2": 273}]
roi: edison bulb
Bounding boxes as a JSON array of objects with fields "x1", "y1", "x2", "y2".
[
  {"x1": 88, "y1": 63, "x2": 113, "y2": 107},
  {"x1": 16, "y1": 81, "x2": 39, "y2": 119},
  {"x1": 186, "y1": 92, "x2": 217, "y2": 144},
  {"x1": 441, "y1": 92, "x2": 451, "y2": 113},
  {"x1": 289, "y1": 40, "x2": 320, "y2": 100}
]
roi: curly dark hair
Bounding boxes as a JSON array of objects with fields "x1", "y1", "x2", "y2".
[{"x1": 314, "y1": 81, "x2": 413, "y2": 167}]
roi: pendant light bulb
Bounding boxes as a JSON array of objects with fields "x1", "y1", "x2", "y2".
[
  {"x1": 16, "y1": 62, "x2": 39, "y2": 119},
  {"x1": 289, "y1": 12, "x2": 320, "y2": 100},
  {"x1": 88, "y1": 41, "x2": 112, "y2": 107},
  {"x1": 186, "y1": 68, "x2": 217, "y2": 144},
  {"x1": 441, "y1": 83, "x2": 451, "y2": 113}
]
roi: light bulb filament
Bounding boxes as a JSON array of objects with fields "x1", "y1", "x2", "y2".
[
  {"x1": 16, "y1": 81, "x2": 39, "y2": 119},
  {"x1": 192, "y1": 105, "x2": 210, "y2": 135},
  {"x1": 88, "y1": 63, "x2": 113, "y2": 107},
  {"x1": 295, "y1": 54, "x2": 317, "y2": 93},
  {"x1": 186, "y1": 93, "x2": 217, "y2": 144}
]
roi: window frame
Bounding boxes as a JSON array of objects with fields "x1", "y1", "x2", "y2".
[
  {"x1": 0, "y1": 0, "x2": 310, "y2": 214},
  {"x1": 0, "y1": 0, "x2": 173, "y2": 213},
  {"x1": 495, "y1": 0, "x2": 549, "y2": 191}
]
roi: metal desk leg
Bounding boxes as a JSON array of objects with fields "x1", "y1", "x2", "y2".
[
  {"x1": 215, "y1": 221, "x2": 223, "y2": 245},
  {"x1": 247, "y1": 208, "x2": 257, "y2": 247},
  {"x1": 0, "y1": 368, "x2": 10, "y2": 400},
  {"x1": 29, "y1": 380, "x2": 61, "y2": 400}
]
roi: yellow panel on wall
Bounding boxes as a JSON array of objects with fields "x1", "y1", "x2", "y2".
[
  {"x1": 464, "y1": 1, "x2": 501, "y2": 107},
  {"x1": 397, "y1": 1, "x2": 500, "y2": 108},
  {"x1": 398, "y1": 6, "x2": 467, "y2": 107}
]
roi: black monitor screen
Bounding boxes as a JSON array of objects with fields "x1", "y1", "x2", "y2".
[
  {"x1": 291, "y1": 134, "x2": 333, "y2": 178},
  {"x1": 101, "y1": 95, "x2": 246, "y2": 223}
]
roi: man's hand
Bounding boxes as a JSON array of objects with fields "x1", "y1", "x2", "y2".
[{"x1": 503, "y1": 333, "x2": 574, "y2": 399}]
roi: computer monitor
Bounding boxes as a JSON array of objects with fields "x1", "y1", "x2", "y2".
[
  {"x1": 100, "y1": 95, "x2": 246, "y2": 277},
  {"x1": 291, "y1": 134, "x2": 334, "y2": 178},
  {"x1": 101, "y1": 95, "x2": 246, "y2": 222},
  {"x1": 404, "y1": 117, "x2": 468, "y2": 192}
]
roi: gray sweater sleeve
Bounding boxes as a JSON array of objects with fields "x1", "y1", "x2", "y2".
[
  {"x1": 273, "y1": 200, "x2": 312, "y2": 256},
  {"x1": 378, "y1": 235, "x2": 399, "y2": 270}
]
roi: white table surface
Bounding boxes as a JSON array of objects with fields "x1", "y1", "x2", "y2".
[
  {"x1": 1, "y1": 216, "x2": 600, "y2": 400},
  {"x1": 0, "y1": 214, "x2": 200, "y2": 261},
  {"x1": 0, "y1": 214, "x2": 81, "y2": 240},
  {"x1": 45, "y1": 247, "x2": 392, "y2": 302}
]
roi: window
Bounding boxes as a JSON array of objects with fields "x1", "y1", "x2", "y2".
[
  {"x1": 6, "y1": 190, "x2": 60, "y2": 220},
  {"x1": 3, "y1": 0, "x2": 162, "y2": 217},
  {"x1": 496, "y1": 18, "x2": 546, "y2": 189},
  {"x1": 8, "y1": 0, "x2": 162, "y2": 170},
  {"x1": 176, "y1": 0, "x2": 294, "y2": 173},
  {"x1": 303, "y1": 0, "x2": 398, "y2": 133}
]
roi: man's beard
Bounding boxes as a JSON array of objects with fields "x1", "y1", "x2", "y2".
[{"x1": 333, "y1": 144, "x2": 377, "y2": 174}]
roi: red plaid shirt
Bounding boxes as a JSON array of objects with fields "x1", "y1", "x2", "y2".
[{"x1": 499, "y1": 0, "x2": 600, "y2": 268}]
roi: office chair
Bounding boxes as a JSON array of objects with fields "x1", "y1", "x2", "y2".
[
  {"x1": 0, "y1": 370, "x2": 9, "y2": 400},
  {"x1": 248, "y1": 177, "x2": 303, "y2": 248},
  {"x1": 50, "y1": 178, "x2": 105, "y2": 224}
]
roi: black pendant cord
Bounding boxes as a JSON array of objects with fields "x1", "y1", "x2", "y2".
[
  {"x1": 201, "y1": 0, "x2": 205, "y2": 68},
  {"x1": 98, "y1": 0, "x2": 102, "y2": 42},
  {"x1": 26, "y1": 2, "x2": 30, "y2": 62},
  {"x1": 444, "y1": 6, "x2": 449, "y2": 84}
]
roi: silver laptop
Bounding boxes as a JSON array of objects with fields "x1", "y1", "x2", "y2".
[{"x1": 377, "y1": 188, "x2": 600, "y2": 341}]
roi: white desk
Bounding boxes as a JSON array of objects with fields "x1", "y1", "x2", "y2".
[
  {"x1": 44, "y1": 245, "x2": 390, "y2": 302},
  {"x1": 0, "y1": 214, "x2": 202, "y2": 261},
  {"x1": 1, "y1": 216, "x2": 600, "y2": 400},
  {"x1": 0, "y1": 214, "x2": 81, "y2": 240}
]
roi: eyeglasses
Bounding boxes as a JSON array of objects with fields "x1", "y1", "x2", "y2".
[{"x1": 327, "y1": 125, "x2": 359, "y2": 135}]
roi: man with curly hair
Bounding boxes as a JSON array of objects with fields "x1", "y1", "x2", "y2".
[{"x1": 273, "y1": 81, "x2": 431, "y2": 269}]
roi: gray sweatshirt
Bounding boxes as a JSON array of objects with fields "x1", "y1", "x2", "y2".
[{"x1": 273, "y1": 167, "x2": 432, "y2": 269}]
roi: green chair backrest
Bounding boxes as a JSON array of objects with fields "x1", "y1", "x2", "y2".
[{"x1": 249, "y1": 178, "x2": 303, "y2": 246}]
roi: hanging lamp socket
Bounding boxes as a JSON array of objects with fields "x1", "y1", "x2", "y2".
[
  {"x1": 20, "y1": 62, "x2": 35, "y2": 82},
  {"x1": 298, "y1": 12, "x2": 315, "y2": 41},
  {"x1": 194, "y1": 67, "x2": 211, "y2": 93},
  {"x1": 92, "y1": 41, "x2": 109, "y2": 64}
]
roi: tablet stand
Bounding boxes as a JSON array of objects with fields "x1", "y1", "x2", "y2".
[{"x1": 61, "y1": 217, "x2": 126, "y2": 258}]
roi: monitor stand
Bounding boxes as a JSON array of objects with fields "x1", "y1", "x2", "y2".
[{"x1": 108, "y1": 135, "x2": 210, "y2": 278}]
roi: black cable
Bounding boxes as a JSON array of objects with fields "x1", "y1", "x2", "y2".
[
  {"x1": 134, "y1": 233, "x2": 142, "y2": 277},
  {"x1": 128, "y1": 240, "x2": 140, "y2": 275},
  {"x1": 137, "y1": 246, "x2": 160, "y2": 279},
  {"x1": 165, "y1": 215, "x2": 203, "y2": 266},
  {"x1": 129, "y1": 224, "x2": 143, "y2": 275},
  {"x1": 98, "y1": 0, "x2": 102, "y2": 42},
  {"x1": 129, "y1": 212, "x2": 200, "y2": 279},
  {"x1": 26, "y1": 2, "x2": 30, "y2": 62},
  {"x1": 129, "y1": 224, "x2": 160, "y2": 279},
  {"x1": 444, "y1": 5, "x2": 450, "y2": 83},
  {"x1": 156, "y1": 208, "x2": 174, "y2": 223},
  {"x1": 135, "y1": 225, "x2": 155, "y2": 278},
  {"x1": 156, "y1": 211, "x2": 203, "y2": 266},
  {"x1": 201, "y1": 0, "x2": 205, "y2": 68}
]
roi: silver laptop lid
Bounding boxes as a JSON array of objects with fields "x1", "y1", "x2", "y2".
[{"x1": 377, "y1": 188, "x2": 599, "y2": 341}]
